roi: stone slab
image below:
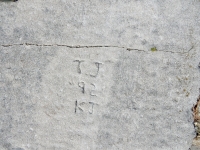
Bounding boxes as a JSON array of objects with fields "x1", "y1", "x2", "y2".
[
  {"x1": 0, "y1": 46, "x2": 199, "y2": 150},
  {"x1": 0, "y1": 0, "x2": 200, "y2": 150}
]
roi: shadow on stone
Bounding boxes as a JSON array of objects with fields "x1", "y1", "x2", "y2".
[{"x1": 0, "y1": 0, "x2": 18, "y2": 2}]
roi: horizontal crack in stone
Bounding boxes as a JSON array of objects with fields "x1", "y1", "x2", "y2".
[{"x1": 1, "y1": 43, "x2": 193, "y2": 54}]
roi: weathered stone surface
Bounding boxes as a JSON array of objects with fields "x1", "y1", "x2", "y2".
[
  {"x1": 0, "y1": 0, "x2": 200, "y2": 150},
  {"x1": 1, "y1": 0, "x2": 200, "y2": 53},
  {"x1": 191, "y1": 146, "x2": 200, "y2": 150}
]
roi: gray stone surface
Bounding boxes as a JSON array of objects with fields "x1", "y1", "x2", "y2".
[
  {"x1": 191, "y1": 145, "x2": 200, "y2": 150},
  {"x1": 0, "y1": 0, "x2": 200, "y2": 150}
]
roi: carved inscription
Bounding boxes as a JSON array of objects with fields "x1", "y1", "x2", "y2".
[
  {"x1": 73, "y1": 60, "x2": 84, "y2": 74},
  {"x1": 75, "y1": 100, "x2": 84, "y2": 113},
  {"x1": 77, "y1": 82, "x2": 97, "y2": 96},
  {"x1": 74, "y1": 60, "x2": 102, "y2": 114},
  {"x1": 74, "y1": 60, "x2": 102, "y2": 77},
  {"x1": 90, "y1": 83, "x2": 96, "y2": 97},
  {"x1": 90, "y1": 62, "x2": 102, "y2": 77},
  {"x1": 78, "y1": 82, "x2": 85, "y2": 94},
  {"x1": 88, "y1": 102, "x2": 98, "y2": 114},
  {"x1": 75, "y1": 100, "x2": 98, "y2": 114}
]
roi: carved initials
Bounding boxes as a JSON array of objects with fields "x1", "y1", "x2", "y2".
[
  {"x1": 75, "y1": 101, "x2": 98, "y2": 114},
  {"x1": 90, "y1": 62, "x2": 102, "y2": 77},
  {"x1": 73, "y1": 60, "x2": 84, "y2": 74}
]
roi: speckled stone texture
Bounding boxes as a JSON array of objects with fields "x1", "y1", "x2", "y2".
[{"x1": 0, "y1": 0, "x2": 200, "y2": 150}]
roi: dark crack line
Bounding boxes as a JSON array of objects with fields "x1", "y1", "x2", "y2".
[
  {"x1": 1, "y1": 43, "x2": 144, "y2": 51},
  {"x1": 1, "y1": 43, "x2": 193, "y2": 54}
]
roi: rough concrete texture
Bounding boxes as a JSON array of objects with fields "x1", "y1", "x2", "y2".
[{"x1": 0, "y1": 0, "x2": 200, "y2": 150}]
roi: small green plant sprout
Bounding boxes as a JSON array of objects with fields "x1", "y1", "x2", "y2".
[{"x1": 151, "y1": 47, "x2": 157, "y2": 52}]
